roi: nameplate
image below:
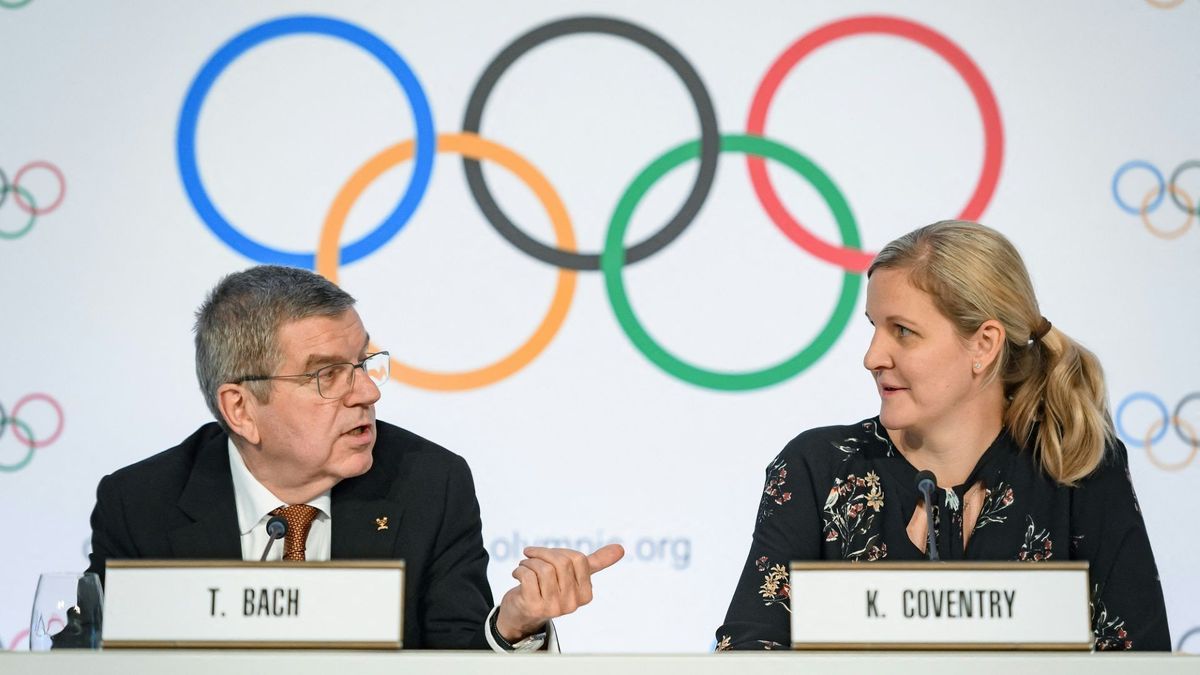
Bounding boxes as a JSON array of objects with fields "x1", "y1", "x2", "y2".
[
  {"x1": 103, "y1": 560, "x2": 404, "y2": 649},
  {"x1": 790, "y1": 561, "x2": 1091, "y2": 650}
]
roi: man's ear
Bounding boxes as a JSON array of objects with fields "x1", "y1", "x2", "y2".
[
  {"x1": 217, "y1": 383, "x2": 261, "y2": 445},
  {"x1": 971, "y1": 319, "x2": 1006, "y2": 374}
]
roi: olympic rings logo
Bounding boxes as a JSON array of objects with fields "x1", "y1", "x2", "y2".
[
  {"x1": 3, "y1": 617, "x2": 67, "y2": 651},
  {"x1": 1180, "y1": 626, "x2": 1200, "y2": 654},
  {"x1": 0, "y1": 394, "x2": 66, "y2": 473},
  {"x1": 1111, "y1": 160, "x2": 1199, "y2": 239},
  {"x1": 178, "y1": 14, "x2": 1003, "y2": 391},
  {"x1": 0, "y1": 161, "x2": 67, "y2": 241},
  {"x1": 1115, "y1": 392, "x2": 1199, "y2": 472},
  {"x1": 5, "y1": 628, "x2": 28, "y2": 651}
]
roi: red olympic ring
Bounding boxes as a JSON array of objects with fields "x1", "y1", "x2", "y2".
[
  {"x1": 745, "y1": 15, "x2": 1004, "y2": 273},
  {"x1": 6, "y1": 615, "x2": 66, "y2": 651},
  {"x1": 9, "y1": 393, "x2": 65, "y2": 448},
  {"x1": 12, "y1": 161, "x2": 67, "y2": 216},
  {"x1": 7, "y1": 628, "x2": 28, "y2": 651}
]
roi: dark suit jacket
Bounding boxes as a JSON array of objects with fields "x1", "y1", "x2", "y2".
[{"x1": 86, "y1": 421, "x2": 494, "y2": 649}]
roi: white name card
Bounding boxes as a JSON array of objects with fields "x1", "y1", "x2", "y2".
[
  {"x1": 103, "y1": 560, "x2": 404, "y2": 649},
  {"x1": 790, "y1": 561, "x2": 1091, "y2": 650}
]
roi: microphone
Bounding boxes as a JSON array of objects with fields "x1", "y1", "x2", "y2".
[
  {"x1": 259, "y1": 516, "x2": 288, "y2": 561},
  {"x1": 914, "y1": 470, "x2": 940, "y2": 561}
]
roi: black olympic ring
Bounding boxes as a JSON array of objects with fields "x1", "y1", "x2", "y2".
[
  {"x1": 1169, "y1": 160, "x2": 1200, "y2": 215},
  {"x1": 1174, "y1": 392, "x2": 1200, "y2": 447},
  {"x1": 461, "y1": 15, "x2": 720, "y2": 271}
]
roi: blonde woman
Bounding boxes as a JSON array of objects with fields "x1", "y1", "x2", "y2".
[{"x1": 715, "y1": 221, "x2": 1169, "y2": 651}]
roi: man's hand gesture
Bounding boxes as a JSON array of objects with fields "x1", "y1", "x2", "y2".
[{"x1": 495, "y1": 543, "x2": 624, "y2": 642}]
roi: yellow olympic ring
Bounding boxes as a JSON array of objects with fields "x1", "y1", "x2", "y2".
[
  {"x1": 1140, "y1": 184, "x2": 1194, "y2": 240},
  {"x1": 317, "y1": 132, "x2": 577, "y2": 391},
  {"x1": 1143, "y1": 416, "x2": 1199, "y2": 472}
]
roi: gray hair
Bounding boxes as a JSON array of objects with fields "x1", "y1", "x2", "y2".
[{"x1": 194, "y1": 265, "x2": 356, "y2": 432}]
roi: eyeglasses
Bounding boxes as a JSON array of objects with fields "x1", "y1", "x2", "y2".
[{"x1": 232, "y1": 351, "x2": 390, "y2": 400}]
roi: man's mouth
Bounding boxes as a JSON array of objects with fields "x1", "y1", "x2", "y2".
[{"x1": 346, "y1": 424, "x2": 372, "y2": 437}]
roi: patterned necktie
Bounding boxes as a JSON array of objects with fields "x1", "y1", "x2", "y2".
[{"x1": 270, "y1": 504, "x2": 319, "y2": 561}]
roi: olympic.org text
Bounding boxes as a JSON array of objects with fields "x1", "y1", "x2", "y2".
[{"x1": 488, "y1": 531, "x2": 691, "y2": 570}]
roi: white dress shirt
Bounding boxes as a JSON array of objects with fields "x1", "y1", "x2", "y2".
[
  {"x1": 226, "y1": 439, "x2": 553, "y2": 651},
  {"x1": 228, "y1": 439, "x2": 331, "y2": 561}
]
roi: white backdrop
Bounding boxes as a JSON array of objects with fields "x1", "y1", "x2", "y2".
[{"x1": 1, "y1": 0, "x2": 1197, "y2": 653}]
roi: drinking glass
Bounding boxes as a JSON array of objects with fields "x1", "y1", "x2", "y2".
[{"x1": 30, "y1": 572, "x2": 103, "y2": 650}]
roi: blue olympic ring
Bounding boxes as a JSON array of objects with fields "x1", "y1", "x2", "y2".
[
  {"x1": 1111, "y1": 160, "x2": 1165, "y2": 216},
  {"x1": 1116, "y1": 392, "x2": 1170, "y2": 448},
  {"x1": 177, "y1": 15, "x2": 436, "y2": 268}
]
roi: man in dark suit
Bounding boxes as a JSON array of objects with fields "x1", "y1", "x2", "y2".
[{"x1": 86, "y1": 265, "x2": 622, "y2": 650}]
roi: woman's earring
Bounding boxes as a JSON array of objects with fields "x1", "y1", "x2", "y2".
[{"x1": 973, "y1": 362, "x2": 981, "y2": 370}]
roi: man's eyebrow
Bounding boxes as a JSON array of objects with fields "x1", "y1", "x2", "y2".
[
  {"x1": 302, "y1": 353, "x2": 346, "y2": 371},
  {"x1": 302, "y1": 335, "x2": 371, "y2": 371}
]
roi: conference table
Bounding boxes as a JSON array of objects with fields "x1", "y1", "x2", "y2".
[{"x1": 2, "y1": 651, "x2": 1195, "y2": 674}]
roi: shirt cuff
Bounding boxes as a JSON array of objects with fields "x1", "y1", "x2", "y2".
[{"x1": 484, "y1": 606, "x2": 559, "y2": 653}]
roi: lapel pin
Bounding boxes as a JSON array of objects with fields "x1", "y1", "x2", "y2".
[{"x1": 375, "y1": 516, "x2": 389, "y2": 531}]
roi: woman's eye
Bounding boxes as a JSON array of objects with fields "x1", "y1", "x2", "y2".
[{"x1": 897, "y1": 325, "x2": 913, "y2": 337}]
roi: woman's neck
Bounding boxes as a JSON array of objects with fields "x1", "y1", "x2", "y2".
[{"x1": 889, "y1": 389, "x2": 1006, "y2": 488}]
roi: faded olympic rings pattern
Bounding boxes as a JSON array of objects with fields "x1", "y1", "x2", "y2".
[
  {"x1": 1116, "y1": 392, "x2": 1199, "y2": 472},
  {"x1": 3, "y1": 621, "x2": 64, "y2": 651},
  {"x1": 1180, "y1": 626, "x2": 1200, "y2": 654},
  {"x1": 0, "y1": 393, "x2": 66, "y2": 473},
  {"x1": 180, "y1": 14, "x2": 1003, "y2": 391},
  {"x1": 1111, "y1": 160, "x2": 1198, "y2": 239},
  {"x1": 0, "y1": 161, "x2": 67, "y2": 241}
]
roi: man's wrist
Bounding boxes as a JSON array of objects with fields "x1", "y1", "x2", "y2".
[{"x1": 490, "y1": 606, "x2": 546, "y2": 651}]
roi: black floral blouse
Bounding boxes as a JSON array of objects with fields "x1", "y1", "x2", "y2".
[{"x1": 715, "y1": 417, "x2": 1171, "y2": 651}]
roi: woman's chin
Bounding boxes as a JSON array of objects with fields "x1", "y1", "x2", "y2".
[{"x1": 877, "y1": 407, "x2": 911, "y2": 432}]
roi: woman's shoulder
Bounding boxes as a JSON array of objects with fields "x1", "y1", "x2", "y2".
[
  {"x1": 1072, "y1": 434, "x2": 1138, "y2": 496},
  {"x1": 776, "y1": 416, "x2": 894, "y2": 467}
]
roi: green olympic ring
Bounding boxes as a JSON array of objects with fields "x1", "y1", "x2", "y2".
[
  {"x1": 0, "y1": 0, "x2": 34, "y2": 8},
  {"x1": 602, "y1": 133, "x2": 862, "y2": 391},
  {"x1": 0, "y1": 185, "x2": 38, "y2": 240},
  {"x1": 0, "y1": 417, "x2": 36, "y2": 473}
]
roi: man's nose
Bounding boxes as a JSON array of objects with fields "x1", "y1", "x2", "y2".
[{"x1": 347, "y1": 365, "x2": 383, "y2": 406}]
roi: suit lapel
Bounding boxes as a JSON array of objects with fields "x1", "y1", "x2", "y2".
[
  {"x1": 169, "y1": 431, "x2": 242, "y2": 559},
  {"x1": 331, "y1": 462, "x2": 403, "y2": 559}
]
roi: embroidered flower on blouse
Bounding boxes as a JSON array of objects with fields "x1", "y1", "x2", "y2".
[
  {"x1": 822, "y1": 474, "x2": 886, "y2": 560},
  {"x1": 758, "y1": 458, "x2": 793, "y2": 522},
  {"x1": 755, "y1": 560, "x2": 793, "y2": 613},
  {"x1": 1016, "y1": 515, "x2": 1053, "y2": 562},
  {"x1": 975, "y1": 482, "x2": 1014, "y2": 530}
]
